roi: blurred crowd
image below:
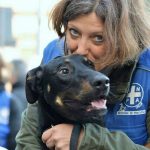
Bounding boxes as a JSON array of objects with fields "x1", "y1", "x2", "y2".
[{"x1": 0, "y1": 53, "x2": 27, "y2": 150}]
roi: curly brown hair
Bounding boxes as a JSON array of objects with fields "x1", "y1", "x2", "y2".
[{"x1": 49, "y1": 0, "x2": 150, "y2": 67}]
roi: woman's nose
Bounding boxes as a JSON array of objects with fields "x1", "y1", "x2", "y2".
[{"x1": 76, "y1": 38, "x2": 89, "y2": 55}]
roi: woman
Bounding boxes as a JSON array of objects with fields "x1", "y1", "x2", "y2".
[{"x1": 16, "y1": 0, "x2": 150, "y2": 149}]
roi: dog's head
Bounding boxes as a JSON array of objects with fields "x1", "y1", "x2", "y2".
[{"x1": 26, "y1": 54, "x2": 110, "y2": 123}]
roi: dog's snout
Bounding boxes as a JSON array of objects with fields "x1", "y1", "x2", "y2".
[{"x1": 93, "y1": 75, "x2": 110, "y2": 89}]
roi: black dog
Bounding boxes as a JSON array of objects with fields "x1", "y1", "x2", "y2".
[{"x1": 26, "y1": 54, "x2": 110, "y2": 148}]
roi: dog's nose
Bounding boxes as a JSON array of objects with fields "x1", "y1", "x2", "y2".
[{"x1": 92, "y1": 75, "x2": 110, "y2": 89}]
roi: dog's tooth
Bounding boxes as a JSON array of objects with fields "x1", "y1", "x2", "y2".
[
  {"x1": 47, "y1": 84, "x2": 51, "y2": 93},
  {"x1": 55, "y1": 96, "x2": 64, "y2": 106}
]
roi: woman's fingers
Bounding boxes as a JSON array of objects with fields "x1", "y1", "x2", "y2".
[
  {"x1": 42, "y1": 128, "x2": 53, "y2": 144},
  {"x1": 41, "y1": 124, "x2": 73, "y2": 150}
]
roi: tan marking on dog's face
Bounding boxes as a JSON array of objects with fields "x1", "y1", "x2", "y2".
[
  {"x1": 58, "y1": 80, "x2": 93, "y2": 102},
  {"x1": 55, "y1": 96, "x2": 64, "y2": 106},
  {"x1": 81, "y1": 80, "x2": 93, "y2": 95},
  {"x1": 70, "y1": 80, "x2": 92, "y2": 102},
  {"x1": 47, "y1": 84, "x2": 51, "y2": 93}
]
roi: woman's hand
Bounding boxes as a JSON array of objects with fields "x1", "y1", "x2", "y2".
[{"x1": 42, "y1": 124, "x2": 74, "y2": 150}]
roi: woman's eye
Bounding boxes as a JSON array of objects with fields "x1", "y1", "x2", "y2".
[
  {"x1": 69, "y1": 28, "x2": 79, "y2": 37},
  {"x1": 94, "y1": 35, "x2": 104, "y2": 43},
  {"x1": 59, "y1": 68, "x2": 69, "y2": 75}
]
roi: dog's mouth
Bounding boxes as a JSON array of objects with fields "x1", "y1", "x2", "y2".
[
  {"x1": 53, "y1": 94, "x2": 108, "y2": 123},
  {"x1": 61, "y1": 95, "x2": 107, "y2": 113},
  {"x1": 87, "y1": 99, "x2": 107, "y2": 112}
]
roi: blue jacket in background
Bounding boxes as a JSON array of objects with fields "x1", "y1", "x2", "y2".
[{"x1": 0, "y1": 86, "x2": 11, "y2": 148}]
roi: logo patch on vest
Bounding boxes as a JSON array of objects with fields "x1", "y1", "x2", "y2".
[{"x1": 117, "y1": 83, "x2": 146, "y2": 115}]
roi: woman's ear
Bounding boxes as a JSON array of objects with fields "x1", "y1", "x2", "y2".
[{"x1": 25, "y1": 66, "x2": 43, "y2": 104}]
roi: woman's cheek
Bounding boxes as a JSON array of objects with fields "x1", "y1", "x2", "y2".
[
  {"x1": 91, "y1": 45, "x2": 106, "y2": 59},
  {"x1": 66, "y1": 37, "x2": 78, "y2": 53}
]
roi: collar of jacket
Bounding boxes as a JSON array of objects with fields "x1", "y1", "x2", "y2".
[{"x1": 100, "y1": 57, "x2": 139, "y2": 104}]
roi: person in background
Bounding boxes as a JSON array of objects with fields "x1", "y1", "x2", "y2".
[
  {"x1": 0, "y1": 54, "x2": 11, "y2": 149},
  {"x1": 10, "y1": 59, "x2": 27, "y2": 112},
  {"x1": 7, "y1": 60, "x2": 27, "y2": 150},
  {"x1": 16, "y1": 0, "x2": 150, "y2": 150}
]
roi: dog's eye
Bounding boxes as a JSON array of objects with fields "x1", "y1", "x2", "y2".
[{"x1": 58, "y1": 67, "x2": 69, "y2": 75}]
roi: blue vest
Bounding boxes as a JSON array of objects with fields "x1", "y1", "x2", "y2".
[
  {"x1": 42, "y1": 38, "x2": 64, "y2": 64},
  {"x1": 105, "y1": 48, "x2": 150, "y2": 145},
  {"x1": 42, "y1": 39, "x2": 150, "y2": 145},
  {"x1": 0, "y1": 90, "x2": 11, "y2": 147}
]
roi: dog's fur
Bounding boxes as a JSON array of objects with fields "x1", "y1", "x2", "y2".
[{"x1": 26, "y1": 54, "x2": 110, "y2": 147}]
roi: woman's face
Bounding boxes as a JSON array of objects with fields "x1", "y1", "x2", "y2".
[{"x1": 66, "y1": 12, "x2": 107, "y2": 70}]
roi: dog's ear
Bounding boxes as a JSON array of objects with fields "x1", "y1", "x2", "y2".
[{"x1": 25, "y1": 66, "x2": 43, "y2": 104}]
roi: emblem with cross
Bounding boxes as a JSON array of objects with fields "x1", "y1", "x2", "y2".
[{"x1": 125, "y1": 83, "x2": 143, "y2": 107}]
